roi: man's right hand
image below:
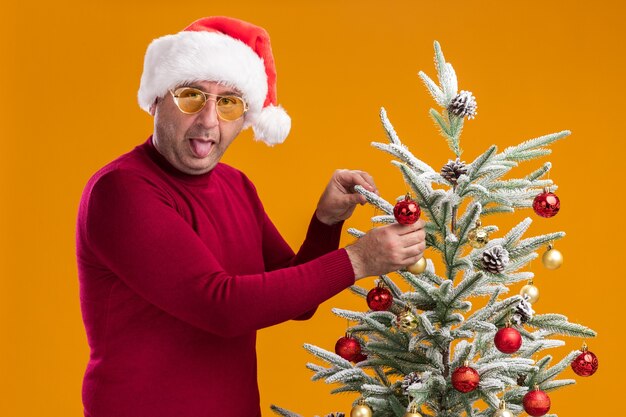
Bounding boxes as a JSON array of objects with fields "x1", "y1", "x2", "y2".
[{"x1": 345, "y1": 219, "x2": 427, "y2": 280}]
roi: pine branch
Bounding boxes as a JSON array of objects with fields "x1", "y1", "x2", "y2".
[
  {"x1": 489, "y1": 179, "x2": 532, "y2": 189},
  {"x1": 399, "y1": 265, "x2": 444, "y2": 286},
  {"x1": 371, "y1": 214, "x2": 396, "y2": 224},
  {"x1": 433, "y1": 40, "x2": 457, "y2": 103},
  {"x1": 473, "y1": 283, "x2": 510, "y2": 297},
  {"x1": 482, "y1": 205, "x2": 516, "y2": 215},
  {"x1": 445, "y1": 272, "x2": 486, "y2": 308},
  {"x1": 525, "y1": 162, "x2": 552, "y2": 181},
  {"x1": 347, "y1": 227, "x2": 365, "y2": 238},
  {"x1": 308, "y1": 364, "x2": 341, "y2": 381},
  {"x1": 466, "y1": 145, "x2": 497, "y2": 181},
  {"x1": 270, "y1": 405, "x2": 303, "y2": 417},
  {"x1": 326, "y1": 367, "x2": 375, "y2": 384},
  {"x1": 517, "y1": 339, "x2": 564, "y2": 357},
  {"x1": 362, "y1": 383, "x2": 393, "y2": 396},
  {"x1": 428, "y1": 108, "x2": 452, "y2": 137},
  {"x1": 445, "y1": 202, "x2": 482, "y2": 279},
  {"x1": 303, "y1": 344, "x2": 353, "y2": 369},
  {"x1": 389, "y1": 395, "x2": 408, "y2": 416},
  {"x1": 506, "y1": 148, "x2": 552, "y2": 162},
  {"x1": 451, "y1": 340, "x2": 473, "y2": 368},
  {"x1": 354, "y1": 185, "x2": 394, "y2": 214},
  {"x1": 330, "y1": 385, "x2": 362, "y2": 394},
  {"x1": 500, "y1": 271, "x2": 535, "y2": 285},
  {"x1": 380, "y1": 107, "x2": 402, "y2": 145},
  {"x1": 374, "y1": 366, "x2": 391, "y2": 386},
  {"x1": 541, "y1": 379, "x2": 576, "y2": 391},
  {"x1": 537, "y1": 350, "x2": 580, "y2": 385},
  {"x1": 372, "y1": 142, "x2": 436, "y2": 175},
  {"x1": 464, "y1": 295, "x2": 523, "y2": 325},
  {"x1": 418, "y1": 71, "x2": 446, "y2": 107},
  {"x1": 498, "y1": 131, "x2": 570, "y2": 160},
  {"x1": 380, "y1": 274, "x2": 404, "y2": 299},
  {"x1": 528, "y1": 314, "x2": 597, "y2": 338},
  {"x1": 508, "y1": 232, "x2": 565, "y2": 258}
]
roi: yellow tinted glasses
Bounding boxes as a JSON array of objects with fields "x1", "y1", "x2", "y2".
[{"x1": 169, "y1": 87, "x2": 248, "y2": 121}]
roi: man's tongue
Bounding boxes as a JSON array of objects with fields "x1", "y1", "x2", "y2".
[{"x1": 190, "y1": 139, "x2": 213, "y2": 158}]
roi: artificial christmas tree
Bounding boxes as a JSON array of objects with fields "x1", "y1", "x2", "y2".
[{"x1": 272, "y1": 41, "x2": 596, "y2": 417}]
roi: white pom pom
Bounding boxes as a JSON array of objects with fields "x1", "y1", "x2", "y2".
[{"x1": 252, "y1": 105, "x2": 291, "y2": 145}]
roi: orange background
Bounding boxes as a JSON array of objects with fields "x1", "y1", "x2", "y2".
[{"x1": 1, "y1": 1, "x2": 623, "y2": 416}]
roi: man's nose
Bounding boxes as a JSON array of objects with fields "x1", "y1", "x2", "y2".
[{"x1": 196, "y1": 98, "x2": 220, "y2": 128}]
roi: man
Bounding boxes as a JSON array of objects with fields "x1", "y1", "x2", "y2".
[{"x1": 76, "y1": 16, "x2": 425, "y2": 417}]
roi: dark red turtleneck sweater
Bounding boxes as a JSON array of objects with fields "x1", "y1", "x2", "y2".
[{"x1": 76, "y1": 137, "x2": 355, "y2": 417}]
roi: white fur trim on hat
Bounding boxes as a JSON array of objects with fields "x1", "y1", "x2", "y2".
[
  {"x1": 252, "y1": 105, "x2": 291, "y2": 145},
  {"x1": 138, "y1": 31, "x2": 267, "y2": 128}
]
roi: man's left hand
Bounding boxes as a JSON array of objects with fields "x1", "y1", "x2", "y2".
[{"x1": 315, "y1": 169, "x2": 378, "y2": 225}]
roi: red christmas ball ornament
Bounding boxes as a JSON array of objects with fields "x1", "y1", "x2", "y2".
[
  {"x1": 571, "y1": 343, "x2": 599, "y2": 377},
  {"x1": 353, "y1": 352, "x2": 368, "y2": 363},
  {"x1": 393, "y1": 194, "x2": 421, "y2": 225},
  {"x1": 451, "y1": 362, "x2": 480, "y2": 393},
  {"x1": 494, "y1": 326, "x2": 522, "y2": 354},
  {"x1": 532, "y1": 189, "x2": 560, "y2": 218},
  {"x1": 523, "y1": 386, "x2": 551, "y2": 416},
  {"x1": 335, "y1": 335, "x2": 361, "y2": 361},
  {"x1": 366, "y1": 284, "x2": 393, "y2": 311}
]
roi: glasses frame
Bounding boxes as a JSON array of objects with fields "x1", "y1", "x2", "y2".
[{"x1": 169, "y1": 87, "x2": 248, "y2": 121}]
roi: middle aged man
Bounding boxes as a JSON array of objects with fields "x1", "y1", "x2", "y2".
[{"x1": 76, "y1": 16, "x2": 426, "y2": 417}]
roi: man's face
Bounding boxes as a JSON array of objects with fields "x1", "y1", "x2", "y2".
[{"x1": 151, "y1": 81, "x2": 245, "y2": 175}]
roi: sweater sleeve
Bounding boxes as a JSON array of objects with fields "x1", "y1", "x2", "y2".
[
  {"x1": 83, "y1": 169, "x2": 355, "y2": 338},
  {"x1": 261, "y1": 212, "x2": 346, "y2": 320},
  {"x1": 262, "y1": 212, "x2": 345, "y2": 271}
]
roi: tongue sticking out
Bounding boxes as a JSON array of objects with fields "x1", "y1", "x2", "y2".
[{"x1": 190, "y1": 139, "x2": 214, "y2": 158}]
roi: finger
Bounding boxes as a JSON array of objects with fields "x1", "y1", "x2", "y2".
[
  {"x1": 348, "y1": 193, "x2": 367, "y2": 206},
  {"x1": 398, "y1": 240, "x2": 426, "y2": 256},
  {"x1": 353, "y1": 170, "x2": 378, "y2": 194},
  {"x1": 414, "y1": 219, "x2": 426, "y2": 230},
  {"x1": 337, "y1": 170, "x2": 377, "y2": 193},
  {"x1": 398, "y1": 235, "x2": 426, "y2": 251},
  {"x1": 392, "y1": 220, "x2": 425, "y2": 235},
  {"x1": 402, "y1": 253, "x2": 426, "y2": 266}
]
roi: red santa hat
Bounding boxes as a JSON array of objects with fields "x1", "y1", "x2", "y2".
[{"x1": 137, "y1": 16, "x2": 290, "y2": 145}]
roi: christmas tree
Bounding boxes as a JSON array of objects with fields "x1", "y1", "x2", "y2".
[{"x1": 272, "y1": 41, "x2": 597, "y2": 417}]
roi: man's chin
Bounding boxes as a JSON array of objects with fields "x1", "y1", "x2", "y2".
[{"x1": 182, "y1": 158, "x2": 218, "y2": 175}]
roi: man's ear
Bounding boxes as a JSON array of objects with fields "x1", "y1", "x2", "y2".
[{"x1": 149, "y1": 98, "x2": 158, "y2": 116}]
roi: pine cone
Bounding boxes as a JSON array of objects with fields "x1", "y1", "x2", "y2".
[
  {"x1": 447, "y1": 90, "x2": 477, "y2": 119},
  {"x1": 324, "y1": 414, "x2": 345, "y2": 417},
  {"x1": 511, "y1": 295, "x2": 535, "y2": 325},
  {"x1": 481, "y1": 245, "x2": 509, "y2": 274},
  {"x1": 401, "y1": 372, "x2": 423, "y2": 394},
  {"x1": 440, "y1": 158, "x2": 468, "y2": 184}
]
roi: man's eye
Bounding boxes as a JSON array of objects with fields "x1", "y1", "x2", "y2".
[{"x1": 220, "y1": 98, "x2": 234, "y2": 105}]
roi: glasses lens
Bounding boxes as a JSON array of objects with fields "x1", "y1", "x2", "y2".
[
  {"x1": 216, "y1": 96, "x2": 246, "y2": 121},
  {"x1": 173, "y1": 88, "x2": 205, "y2": 113}
]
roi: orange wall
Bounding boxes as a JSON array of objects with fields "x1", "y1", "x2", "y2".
[{"x1": 1, "y1": 1, "x2": 622, "y2": 416}]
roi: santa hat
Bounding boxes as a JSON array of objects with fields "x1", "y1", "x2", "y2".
[{"x1": 137, "y1": 16, "x2": 290, "y2": 145}]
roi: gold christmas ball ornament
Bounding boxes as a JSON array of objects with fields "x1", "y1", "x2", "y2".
[
  {"x1": 467, "y1": 220, "x2": 490, "y2": 248},
  {"x1": 493, "y1": 400, "x2": 514, "y2": 417},
  {"x1": 403, "y1": 404, "x2": 423, "y2": 417},
  {"x1": 350, "y1": 399, "x2": 373, "y2": 417},
  {"x1": 395, "y1": 309, "x2": 419, "y2": 331},
  {"x1": 542, "y1": 244, "x2": 563, "y2": 270},
  {"x1": 520, "y1": 280, "x2": 540, "y2": 304},
  {"x1": 407, "y1": 257, "x2": 427, "y2": 274}
]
